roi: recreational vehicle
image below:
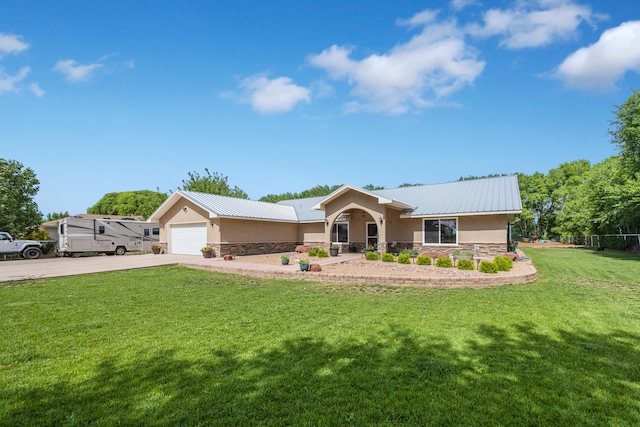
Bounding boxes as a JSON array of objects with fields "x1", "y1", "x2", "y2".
[{"x1": 57, "y1": 217, "x2": 160, "y2": 256}]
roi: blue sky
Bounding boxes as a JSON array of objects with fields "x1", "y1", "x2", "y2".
[{"x1": 1, "y1": 0, "x2": 639, "y2": 216}]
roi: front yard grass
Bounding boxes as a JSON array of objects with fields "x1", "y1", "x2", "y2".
[{"x1": 1, "y1": 247, "x2": 640, "y2": 425}]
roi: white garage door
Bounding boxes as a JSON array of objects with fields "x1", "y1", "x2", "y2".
[{"x1": 170, "y1": 223, "x2": 207, "y2": 255}]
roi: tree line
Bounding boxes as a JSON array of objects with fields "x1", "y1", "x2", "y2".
[{"x1": 2, "y1": 89, "x2": 638, "y2": 241}]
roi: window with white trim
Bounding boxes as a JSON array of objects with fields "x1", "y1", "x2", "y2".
[
  {"x1": 423, "y1": 218, "x2": 457, "y2": 245},
  {"x1": 331, "y1": 222, "x2": 349, "y2": 243}
]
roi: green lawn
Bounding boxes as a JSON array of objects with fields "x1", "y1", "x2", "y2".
[{"x1": 2, "y1": 248, "x2": 640, "y2": 426}]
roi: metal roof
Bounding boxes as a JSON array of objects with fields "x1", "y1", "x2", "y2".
[
  {"x1": 375, "y1": 175, "x2": 522, "y2": 216},
  {"x1": 277, "y1": 196, "x2": 326, "y2": 222},
  {"x1": 179, "y1": 191, "x2": 299, "y2": 222},
  {"x1": 148, "y1": 176, "x2": 521, "y2": 223}
]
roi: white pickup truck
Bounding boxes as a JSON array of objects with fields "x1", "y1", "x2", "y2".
[{"x1": 0, "y1": 232, "x2": 44, "y2": 259}]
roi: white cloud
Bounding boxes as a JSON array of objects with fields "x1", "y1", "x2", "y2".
[
  {"x1": 0, "y1": 33, "x2": 29, "y2": 57},
  {"x1": 467, "y1": 0, "x2": 604, "y2": 48},
  {"x1": 309, "y1": 12, "x2": 485, "y2": 114},
  {"x1": 450, "y1": 0, "x2": 479, "y2": 12},
  {"x1": 0, "y1": 66, "x2": 30, "y2": 94},
  {"x1": 30, "y1": 82, "x2": 45, "y2": 97},
  {"x1": 237, "y1": 75, "x2": 311, "y2": 114},
  {"x1": 554, "y1": 21, "x2": 640, "y2": 90},
  {"x1": 53, "y1": 59, "x2": 104, "y2": 82}
]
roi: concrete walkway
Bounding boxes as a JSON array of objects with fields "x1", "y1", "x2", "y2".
[{"x1": 0, "y1": 253, "x2": 362, "y2": 283}]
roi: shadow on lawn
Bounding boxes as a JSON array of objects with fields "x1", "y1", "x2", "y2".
[{"x1": 5, "y1": 323, "x2": 640, "y2": 425}]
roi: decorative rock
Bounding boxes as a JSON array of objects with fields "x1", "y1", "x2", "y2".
[
  {"x1": 503, "y1": 252, "x2": 518, "y2": 261},
  {"x1": 223, "y1": 255, "x2": 235, "y2": 261},
  {"x1": 295, "y1": 245, "x2": 310, "y2": 253},
  {"x1": 309, "y1": 263, "x2": 322, "y2": 272}
]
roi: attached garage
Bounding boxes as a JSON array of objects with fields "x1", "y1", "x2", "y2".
[{"x1": 170, "y1": 223, "x2": 207, "y2": 255}]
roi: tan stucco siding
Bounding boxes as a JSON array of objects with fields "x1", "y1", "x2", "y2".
[
  {"x1": 457, "y1": 214, "x2": 508, "y2": 244},
  {"x1": 298, "y1": 222, "x2": 324, "y2": 243},
  {"x1": 325, "y1": 191, "x2": 384, "y2": 221},
  {"x1": 219, "y1": 218, "x2": 298, "y2": 243},
  {"x1": 388, "y1": 214, "x2": 508, "y2": 245},
  {"x1": 157, "y1": 199, "x2": 212, "y2": 242}
]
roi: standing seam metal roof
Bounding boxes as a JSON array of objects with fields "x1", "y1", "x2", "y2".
[
  {"x1": 171, "y1": 176, "x2": 521, "y2": 223},
  {"x1": 180, "y1": 191, "x2": 299, "y2": 222}
]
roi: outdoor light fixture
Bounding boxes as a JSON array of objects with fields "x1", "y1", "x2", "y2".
[
  {"x1": 325, "y1": 219, "x2": 329, "y2": 226},
  {"x1": 379, "y1": 215, "x2": 384, "y2": 224},
  {"x1": 183, "y1": 206, "x2": 188, "y2": 212},
  {"x1": 361, "y1": 211, "x2": 365, "y2": 217}
]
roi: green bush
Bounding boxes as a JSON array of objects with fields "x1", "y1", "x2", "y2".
[
  {"x1": 397, "y1": 253, "x2": 411, "y2": 264},
  {"x1": 365, "y1": 251, "x2": 379, "y2": 261},
  {"x1": 600, "y1": 236, "x2": 628, "y2": 251},
  {"x1": 479, "y1": 260, "x2": 498, "y2": 273},
  {"x1": 494, "y1": 256, "x2": 513, "y2": 271},
  {"x1": 381, "y1": 253, "x2": 395, "y2": 262},
  {"x1": 416, "y1": 255, "x2": 431, "y2": 265},
  {"x1": 435, "y1": 256, "x2": 453, "y2": 268},
  {"x1": 317, "y1": 249, "x2": 329, "y2": 258},
  {"x1": 457, "y1": 259, "x2": 475, "y2": 270},
  {"x1": 308, "y1": 247, "x2": 318, "y2": 256}
]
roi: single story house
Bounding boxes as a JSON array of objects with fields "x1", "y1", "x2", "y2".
[{"x1": 147, "y1": 175, "x2": 522, "y2": 257}]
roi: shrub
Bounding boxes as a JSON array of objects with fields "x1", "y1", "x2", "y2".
[
  {"x1": 416, "y1": 255, "x2": 431, "y2": 265},
  {"x1": 365, "y1": 251, "x2": 379, "y2": 261},
  {"x1": 308, "y1": 247, "x2": 319, "y2": 256},
  {"x1": 381, "y1": 253, "x2": 395, "y2": 262},
  {"x1": 457, "y1": 259, "x2": 475, "y2": 270},
  {"x1": 494, "y1": 256, "x2": 513, "y2": 271},
  {"x1": 435, "y1": 256, "x2": 453, "y2": 268},
  {"x1": 600, "y1": 236, "x2": 628, "y2": 251},
  {"x1": 397, "y1": 253, "x2": 411, "y2": 264},
  {"x1": 479, "y1": 260, "x2": 498, "y2": 273},
  {"x1": 317, "y1": 249, "x2": 329, "y2": 258}
]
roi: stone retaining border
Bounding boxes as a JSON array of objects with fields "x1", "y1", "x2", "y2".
[{"x1": 181, "y1": 261, "x2": 538, "y2": 289}]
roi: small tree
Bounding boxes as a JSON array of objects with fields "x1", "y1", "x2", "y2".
[
  {"x1": 0, "y1": 158, "x2": 41, "y2": 237},
  {"x1": 180, "y1": 168, "x2": 248, "y2": 199}
]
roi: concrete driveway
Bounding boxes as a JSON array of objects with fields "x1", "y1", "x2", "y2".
[{"x1": 0, "y1": 254, "x2": 199, "y2": 283}]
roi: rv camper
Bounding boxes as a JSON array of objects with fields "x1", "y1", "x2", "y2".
[{"x1": 57, "y1": 217, "x2": 160, "y2": 256}]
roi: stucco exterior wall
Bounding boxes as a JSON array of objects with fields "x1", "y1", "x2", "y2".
[
  {"x1": 299, "y1": 222, "x2": 324, "y2": 243},
  {"x1": 219, "y1": 218, "x2": 297, "y2": 243},
  {"x1": 157, "y1": 199, "x2": 212, "y2": 242},
  {"x1": 458, "y1": 214, "x2": 508, "y2": 244}
]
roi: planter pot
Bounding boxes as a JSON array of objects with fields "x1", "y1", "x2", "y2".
[
  {"x1": 152, "y1": 248, "x2": 161, "y2": 255},
  {"x1": 202, "y1": 251, "x2": 213, "y2": 258},
  {"x1": 281, "y1": 259, "x2": 289, "y2": 265},
  {"x1": 300, "y1": 264, "x2": 309, "y2": 271},
  {"x1": 330, "y1": 248, "x2": 339, "y2": 257}
]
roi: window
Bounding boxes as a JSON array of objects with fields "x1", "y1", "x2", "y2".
[
  {"x1": 331, "y1": 222, "x2": 349, "y2": 243},
  {"x1": 423, "y1": 218, "x2": 457, "y2": 245},
  {"x1": 98, "y1": 225, "x2": 105, "y2": 234},
  {"x1": 144, "y1": 229, "x2": 150, "y2": 237},
  {"x1": 152, "y1": 228, "x2": 160, "y2": 235}
]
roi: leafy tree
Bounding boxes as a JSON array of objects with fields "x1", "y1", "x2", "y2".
[
  {"x1": 88, "y1": 190, "x2": 168, "y2": 219},
  {"x1": 610, "y1": 89, "x2": 640, "y2": 176},
  {"x1": 259, "y1": 184, "x2": 341, "y2": 203},
  {"x1": 180, "y1": 168, "x2": 248, "y2": 199},
  {"x1": 363, "y1": 184, "x2": 385, "y2": 190},
  {"x1": 458, "y1": 173, "x2": 508, "y2": 181},
  {"x1": 45, "y1": 211, "x2": 70, "y2": 222},
  {"x1": 397, "y1": 183, "x2": 422, "y2": 188},
  {"x1": 0, "y1": 158, "x2": 41, "y2": 237}
]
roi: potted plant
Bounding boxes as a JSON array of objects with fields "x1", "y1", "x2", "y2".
[
  {"x1": 299, "y1": 259, "x2": 309, "y2": 271},
  {"x1": 201, "y1": 245, "x2": 215, "y2": 258},
  {"x1": 329, "y1": 245, "x2": 339, "y2": 257},
  {"x1": 281, "y1": 254, "x2": 290, "y2": 265},
  {"x1": 151, "y1": 244, "x2": 162, "y2": 255}
]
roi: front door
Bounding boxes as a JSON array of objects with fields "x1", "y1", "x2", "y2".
[{"x1": 366, "y1": 222, "x2": 378, "y2": 248}]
